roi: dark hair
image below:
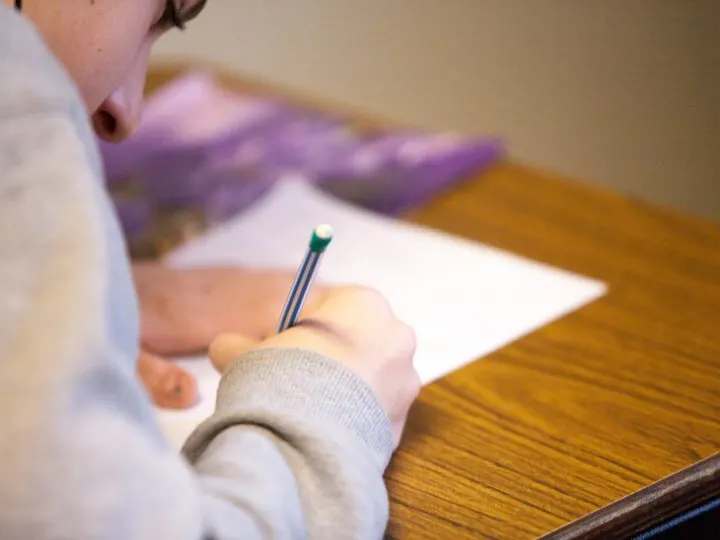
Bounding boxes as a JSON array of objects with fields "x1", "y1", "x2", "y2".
[{"x1": 15, "y1": 0, "x2": 22, "y2": 11}]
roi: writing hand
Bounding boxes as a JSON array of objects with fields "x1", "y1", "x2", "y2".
[{"x1": 210, "y1": 286, "x2": 421, "y2": 447}]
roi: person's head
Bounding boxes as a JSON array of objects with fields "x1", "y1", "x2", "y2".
[{"x1": 6, "y1": 0, "x2": 206, "y2": 142}]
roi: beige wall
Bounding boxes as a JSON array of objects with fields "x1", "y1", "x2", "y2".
[{"x1": 154, "y1": 0, "x2": 720, "y2": 220}]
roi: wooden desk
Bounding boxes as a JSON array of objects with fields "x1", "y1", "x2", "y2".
[{"x1": 147, "y1": 66, "x2": 720, "y2": 539}]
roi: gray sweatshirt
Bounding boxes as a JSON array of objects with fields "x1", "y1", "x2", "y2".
[{"x1": 0, "y1": 7, "x2": 393, "y2": 540}]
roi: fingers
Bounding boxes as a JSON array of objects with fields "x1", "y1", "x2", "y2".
[
  {"x1": 137, "y1": 349, "x2": 198, "y2": 410},
  {"x1": 209, "y1": 333, "x2": 260, "y2": 373}
]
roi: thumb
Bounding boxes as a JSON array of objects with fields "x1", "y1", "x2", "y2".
[{"x1": 209, "y1": 333, "x2": 261, "y2": 373}]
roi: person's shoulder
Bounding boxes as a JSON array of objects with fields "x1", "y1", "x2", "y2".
[{"x1": 0, "y1": 5, "x2": 83, "y2": 119}]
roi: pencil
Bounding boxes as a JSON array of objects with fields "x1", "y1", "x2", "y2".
[{"x1": 277, "y1": 224, "x2": 334, "y2": 333}]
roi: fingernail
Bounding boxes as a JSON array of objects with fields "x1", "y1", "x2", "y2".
[
  {"x1": 163, "y1": 371, "x2": 199, "y2": 409},
  {"x1": 164, "y1": 374, "x2": 186, "y2": 396}
]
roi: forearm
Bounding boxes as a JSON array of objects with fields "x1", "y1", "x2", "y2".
[
  {"x1": 1, "y1": 342, "x2": 392, "y2": 539},
  {"x1": 185, "y1": 349, "x2": 394, "y2": 539}
]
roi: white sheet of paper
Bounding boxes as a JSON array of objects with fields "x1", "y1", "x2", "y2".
[{"x1": 156, "y1": 180, "x2": 607, "y2": 448}]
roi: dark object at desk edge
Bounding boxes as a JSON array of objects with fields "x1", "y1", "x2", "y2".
[{"x1": 540, "y1": 452, "x2": 720, "y2": 539}]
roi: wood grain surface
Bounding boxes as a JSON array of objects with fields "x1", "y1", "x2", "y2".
[
  {"x1": 541, "y1": 452, "x2": 720, "y2": 539},
  {"x1": 146, "y1": 65, "x2": 720, "y2": 539}
]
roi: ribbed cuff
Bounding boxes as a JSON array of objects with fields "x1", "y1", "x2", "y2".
[{"x1": 183, "y1": 348, "x2": 394, "y2": 470}]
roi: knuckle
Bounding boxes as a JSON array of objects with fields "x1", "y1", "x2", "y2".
[
  {"x1": 339, "y1": 285, "x2": 389, "y2": 308},
  {"x1": 397, "y1": 321, "x2": 417, "y2": 352}
]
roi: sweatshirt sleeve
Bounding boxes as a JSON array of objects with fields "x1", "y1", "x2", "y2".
[
  {"x1": 184, "y1": 349, "x2": 395, "y2": 539},
  {"x1": 0, "y1": 7, "x2": 395, "y2": 539}
]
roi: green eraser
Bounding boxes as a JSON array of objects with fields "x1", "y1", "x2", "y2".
[{"x1": 309, "y1": 224, "x2": 334, "y2": 252}]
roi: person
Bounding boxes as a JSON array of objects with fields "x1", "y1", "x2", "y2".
[{"x1": 0, "y1": 2, "x2": 421, "y2": 539}]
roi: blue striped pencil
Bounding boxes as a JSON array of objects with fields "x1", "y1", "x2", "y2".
[{"x1": 276, "y1": 224, "x2": 334, "y2": 333}]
